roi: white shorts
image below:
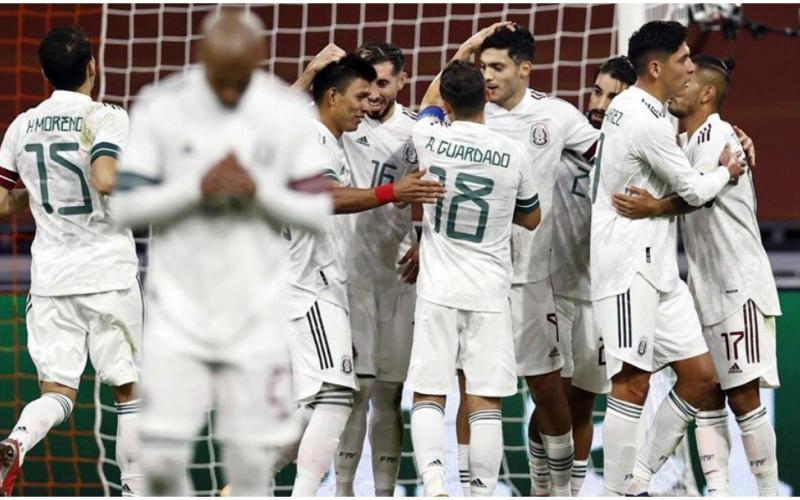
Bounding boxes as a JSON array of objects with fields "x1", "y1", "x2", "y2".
[
  {"x1": 290, "y1": 299, "x2": 358, "y2": 403},
  {"x1": 348, "y1": 285, "x2": 415, "y2": 382},
  {"x1": 139, "y1": 348, "x2": 299, "y2": 447},
  {"x1": 26, "y1": 285, "x2": 143, "y2": 390},
  {"x1": 511, "y1": 279, "x2": 563, "y2": 377},
  {"x1": 406, "y1": 298, "x2": 517, "y2": 398},
  {"x1": 555, "y1": 295, "x2": 610, "y2": 394},
  {"x1": 595, "y1": 274, "x2": 708, "y2": 378},
  {"x1": 704, "y1": 300, "x2": 779, "y2": 391}
]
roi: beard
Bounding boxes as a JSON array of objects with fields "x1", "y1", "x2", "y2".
[
  {"x1": 367, "y1": 98, "x2": 396, "y2": 121},
  {"x1": 587, "y1": 109, "x2": 604, "y2": 129}
]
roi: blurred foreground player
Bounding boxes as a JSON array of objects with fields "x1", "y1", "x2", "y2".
[
  {"x1": 408, "y1": 60, "x2": 541, "y2": 496},
  {"x1": 612, "y1": 55, "x2": 780, "y2": 496},
  {"x1": 0, "y1": 27, "x2": 142, "y2": 496},
  {"x1": 111, "y1": 11, "x2": 334, "y2": 496}
]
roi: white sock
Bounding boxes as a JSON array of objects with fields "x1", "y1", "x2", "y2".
[
  {"x1": 736, "y1": 405, "x2": 778, "y2": 496},
  {"x1": 224, "y1": 442, "x2": 272, "y2": 496},
  {"x1": 115, "y1": 399, "x2": 143, "y2": 496},
  {"x1": 528, "y1": 438, "x2": 550, "y2": 496},
  {"x1": 369, "y1": 381, "x2": 404, "y2": 496},
  {"x1": 571, "y1": 459, "x2": 588, "y2": 496},
  {"x1": 292, "y1": 388, "x2": 354, "y2": 497},
  {"x1": 695, "y1": 409, "x2": 731, "y2": 496},
  {"x1": 602, "y1": 396, "x2": 643, "y2": 496},
  {"x1": 335, "y1": 377, "x2": 374, "y2": 496},
  {"x1": 9, "y1": 392, "x2": 73, "y2": 464},
  {"x1": 628, "y1": 390, "x2": 698, "y2": 495},
  {"x1": 458, "y1": 444, "x2": 471, "y2": 496},
  {"x1": 542, "y1": 430, "x2": 574, "y2": 496},
  {"x1": 468, "y1": 410, "x2": 503, "y2": 496},
  {"x1": 140, "y1": 436, "x2": 193, "y2": 496},
  {"x1": 410, "y1": 401, "x2": 446, "y2": 496}
]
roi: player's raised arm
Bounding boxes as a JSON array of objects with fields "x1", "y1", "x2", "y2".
[{"x1": 291, "y1": 43, "x2": 346, "y2": 93}]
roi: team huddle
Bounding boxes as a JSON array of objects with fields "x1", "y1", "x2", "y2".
[{"x1": 0, "y1": 9, "x2": 781, "y2": 498}]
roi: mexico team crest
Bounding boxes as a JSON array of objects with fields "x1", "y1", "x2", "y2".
[
  {"x1": 530, "y1": 123, "x2": 550, "y2": 147},
  {"x1": 341, "y1": 355, "x2": 353, "y2": 374},
  {"x1": 403, "y1": 142, "x2": 419, "y2": 167}
]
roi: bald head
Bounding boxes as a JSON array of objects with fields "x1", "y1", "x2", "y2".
[{"x1": 199, "y1": 10, "x2": 266, "y2": 108}]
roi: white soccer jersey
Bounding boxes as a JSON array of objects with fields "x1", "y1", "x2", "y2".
[
  {"x1": 342, "y1": 103, "x2": 418, "y2": 292},
  {"x1": 284, "y1": 120, "x2": 350, "y2": 319},
  {"x1": 549, "y1": 150, "x2": 592, "y2": 301},
  {"x1": 117, "y1": 69, "x2": 330, "y2": 343},
  {"x1": 0, "y1": 90, "x2": 137, "y2": 296},
  {"x1": 485, "y1": 89, "x2": 598, "y2": 284},
  {"x1": 679, "y1": 113, "x2": 781, "y2": 325},
  {"x1": 590, "y1": 86, "x2": 732, "y2": 300},
  {"x1": 412, "y1": 115, "x2": 539, "y2": 312}
]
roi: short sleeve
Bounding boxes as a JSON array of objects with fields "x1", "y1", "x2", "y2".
[
  {"x1": 88, "y1": 104, "x2": 129, "y2": 164},
  {"x1": 117, "y1": 95, "x2": 163, "y2": 189},
  {"x1": 515, "y1": 148, "x2": 539, "y2": 213},
  {"x1": 0, "y1": 116, "x2": 22, "y2": 190},
  {"x1": 411, "y1": 115, "x2": 442, "y2": 169},
  {"x1": 559, "y1": 100, "x2": 600, "y2": 159}
]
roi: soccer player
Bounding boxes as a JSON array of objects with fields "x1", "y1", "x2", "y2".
[
  {"x1": 0, "y1": 27, "x2": 143, "y2": 496},
  {"x1": 589, "y1": 21, "x2": 745, "y2": 496},
  {"x1": 408, "y1": 60, "x2": 541, "y2": 497},
  {"x1": 451, "y1": 23, "x2": 599, "y2": 495},
  {"x1": 110, "y1": 12, "x2": 337, "y2": 496},
  {"x1": 610, "y1": 55, "x2": 781, "y2": 496},
  {"x1": 278, "y1": 54, "x2": 444, "y2": 497},
  {"x1": 548, "y1": 56, "x2": 637, "y2": 496}
]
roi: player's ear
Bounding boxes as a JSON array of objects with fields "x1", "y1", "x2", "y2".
[
  {"x1": 519, "y1": 60, "x2": 532, "y2": 80},
  {"x1": 325, "y1": 87, "x2": 338, "y2": 108},
  {"x1": 648, "y1": 58, "x2": 661, "y2": 80},
  {"x1": 701, "y1": 84, "x2": 716, "y2": 106},
  {"x1": 88, "y1": 57, "x2": 97, "y2": 80},
  {"x1": 397, "y1": 71, "x2": 408, "y2": 90}
]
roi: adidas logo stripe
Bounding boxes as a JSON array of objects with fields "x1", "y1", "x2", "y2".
[{"x1": 356, "y1": 136, "x2": 370, "y2": 147}]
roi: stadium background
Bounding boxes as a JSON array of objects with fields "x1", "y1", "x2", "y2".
[{"x1": 0, "y1": 2, "x2": 797, "y2": 496}]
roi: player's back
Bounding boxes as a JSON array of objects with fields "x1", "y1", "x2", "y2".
[
  {"x1": 0, "y1": 90, "x2": 137, "y2": 296},
  {"x1": 680, "y1": 114, "x2": 781, "y2": 324},
  {"x1": 412, "y1": 116, "x2": 537, "y2": 312}
]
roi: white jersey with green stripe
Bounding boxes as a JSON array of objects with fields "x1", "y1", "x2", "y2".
[
  {"x1": 679, "y1": 113, "x2": 781, "y2": 325},
  {"x1": 485, "y1": 89, "x2": 599, "y2": 285},
  {"x1": 550, "y1": 150, "x2": 592, "y2": 301},
  {"x1": 285, "y1": 120, "x2": 350, "y2": 319},
  {"x1": 341, "y1": 103, "x2": 418, "y2": 292},
  {"x1": 412, "y1": 115, "x2": 539, "y2": 312},
  {"x1": 0, "y1": 90, "x2": 137, "y2": 296}
]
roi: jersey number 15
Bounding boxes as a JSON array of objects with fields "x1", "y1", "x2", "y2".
[{"x1": 24, "y1": 142, "x2": 93, "y2": 215}]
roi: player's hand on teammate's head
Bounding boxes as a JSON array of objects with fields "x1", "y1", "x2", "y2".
[
  {"x1": 612, "y1": 185, "x2": 659, "y2": 219},
  {"x1": 458, "y1": 21, "x2": 516, "y2": 58},
  {"x1": 309, "y1": 43, "x2": 346, "y2": 73},
  {"x1": 201, "y1": 152, "x2": 256, "y2": 200},
  {"x1": 719, "y1": 144, "x2": 745, "y2": 185},
  {"x1": 733, "y1": 125, "x2": 756, "y2": 168},
  {"x1": 398, "y1": 245, "x2": 420, "y2": 284},
  {"x1": 393, "y1": 169, "x2": 446, "y2": 204}
]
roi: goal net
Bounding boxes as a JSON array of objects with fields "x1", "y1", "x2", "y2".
[{"x1": 0, "y1": 2, "x2": 694, "y2": 496}]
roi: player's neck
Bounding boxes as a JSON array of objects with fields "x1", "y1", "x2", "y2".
[
  {"x1": 453, "y1": 112, "x2": 485, "y2": 125},
  {"x1": 683, "y1": 109, "x2": 714, "y2": 138},
  {"x1": 499, "y1": 85, "x2": 527, "y2": 111},
  {"x1": 634, "y1": 80, "x2": 668, "y2": 104},
  {"x1": 377, "y1": 102, "x2": 396, "y2": 124},
  {"x1": 320, "y1": 113, "x2": 343, "y2": 139}
]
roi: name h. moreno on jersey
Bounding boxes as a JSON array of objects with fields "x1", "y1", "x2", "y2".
[{"x1": 422, "y1": 136, "x2": 512, "y2": 168}]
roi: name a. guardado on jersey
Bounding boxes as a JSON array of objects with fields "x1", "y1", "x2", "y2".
[
  {"x1": 25, "y1": 115, "x2": 83, "y2": 134},
  {"x1": 423, "y1": 136, "x2": 511, "y2": 168}
]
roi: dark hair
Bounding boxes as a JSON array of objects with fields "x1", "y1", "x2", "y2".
[
  {"x1": 693, "y1": 54, "x2": 735, "y2": 106},
  {"x1": 594, "y1": 56, "x2": 637, "y2": 87},
  {"x1": 479, "y1": 25, "x2": 535, "y2": 64},
  {"x1": 627, "y1": 21, "x2": 688, "y2": 76},
  {"x1": 440, "y1": 60, "x2": 486, "y2": 117},
  {"x1": 39, "y1": 26, "x2": 93, "y2": 91},
  {"x1": 356, "y1": 42, "x2": 405, "y2": 74},
  {"x1": 312, "y1": 53, "x2": 378, "y2": 105}
]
